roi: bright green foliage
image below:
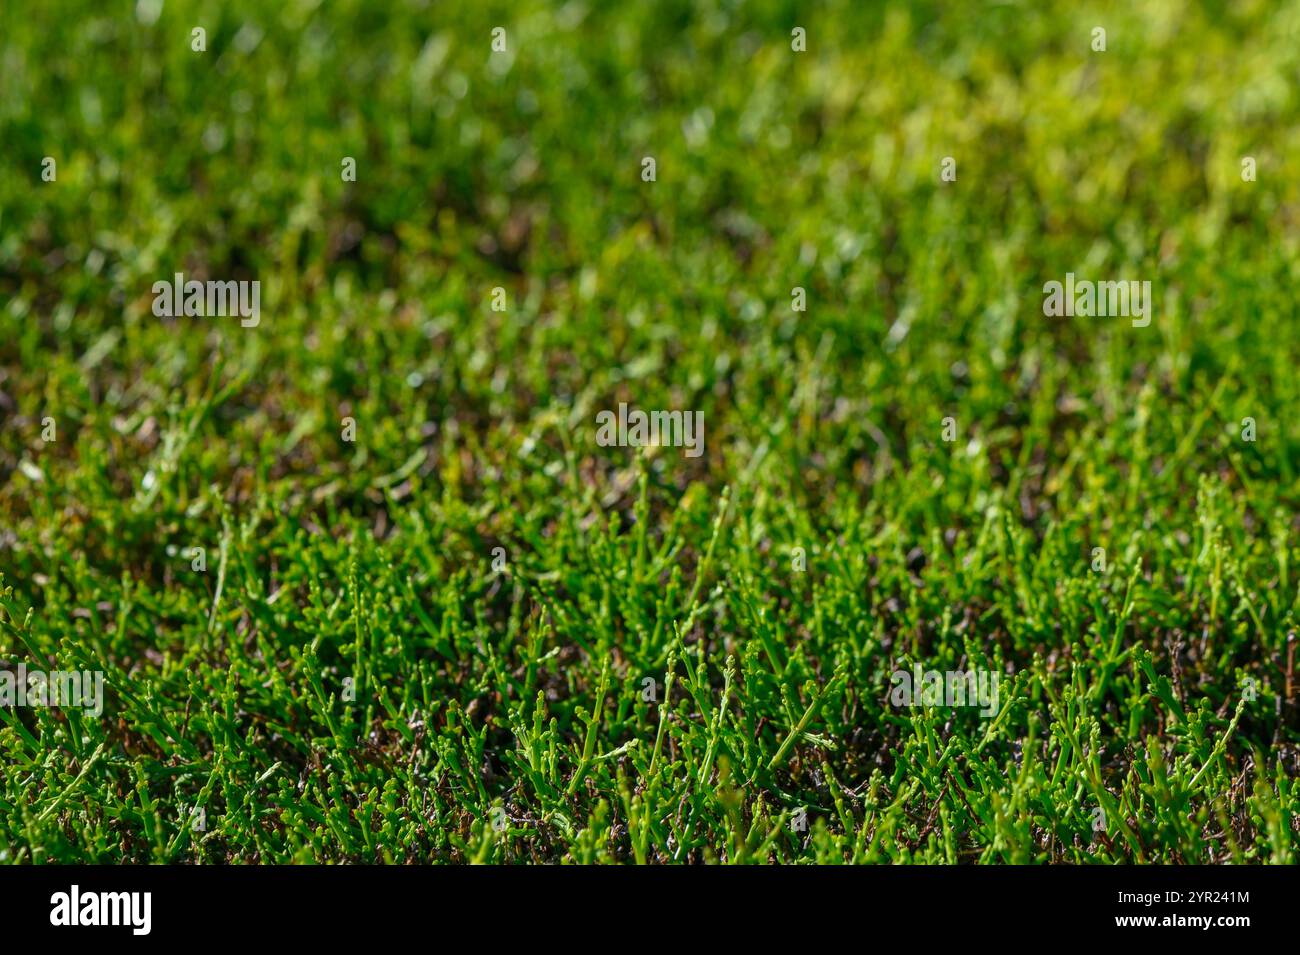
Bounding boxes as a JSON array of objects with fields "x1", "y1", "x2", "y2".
[{"x1": 0, "y1": 0, "x2": 1297, "y2": 863}]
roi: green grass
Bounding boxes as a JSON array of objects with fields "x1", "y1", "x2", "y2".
[{"x1": 1, "y1": 0, "x2": 1298, "y2": 863}]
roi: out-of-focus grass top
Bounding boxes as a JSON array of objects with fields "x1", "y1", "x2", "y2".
[{"x1": 0, "y1": 0, "x2": 1298, "y2": 862}]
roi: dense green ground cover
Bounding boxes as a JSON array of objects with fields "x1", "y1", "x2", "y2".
[{"x1": 1, "y1": 0, "x2": 1298, "y2": 862}]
